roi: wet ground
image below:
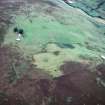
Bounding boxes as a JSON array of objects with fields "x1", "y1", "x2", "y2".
[{"x1": 0, "y1": 0, "x2": 105, "y2": 105}]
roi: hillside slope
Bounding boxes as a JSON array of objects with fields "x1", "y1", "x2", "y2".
[
  {"x1": 3, "y1": 0, "x2": 105, "y2": 77},
  {"x1": 65, "y1": 0, "x2": 105, "y2": 18}
]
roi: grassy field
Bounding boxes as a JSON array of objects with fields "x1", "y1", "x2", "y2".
[{"x1": 3, "y1": 1, "x2": 105, "y2": 77}]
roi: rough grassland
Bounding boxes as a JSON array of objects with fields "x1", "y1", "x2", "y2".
[{"x1": 4, "y1": 1, "x2": 105, "y2": 77}]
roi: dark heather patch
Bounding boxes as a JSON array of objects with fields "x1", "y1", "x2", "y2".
[{"x1": 57, "y1": 43, "x2": 75, "y2": 49}]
